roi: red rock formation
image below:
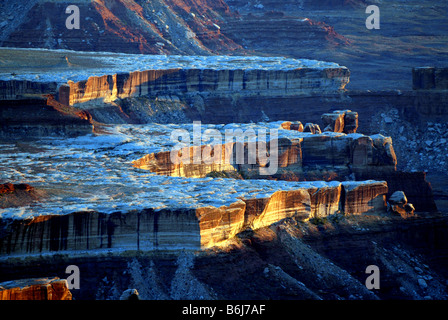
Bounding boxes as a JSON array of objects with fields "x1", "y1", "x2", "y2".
[
  {"x1": 248, "y1": 189, "x2": 311, "y2": 230},
  {"x1": 65, "y1": 67, "x2": 350, "y2": 107},
  {"x1": 321, "y1": 110, "x2": 358, "y2": 133},
  {"x1": 0, "y1": 183, "x2": 43, "y2": 209},
  {"x1": 0, "y1": 278, "x2": 72, "y2": 300},
  {"x1": 162, "y1": 0, "x2": 242, "y2": 52},
  {"x1": 342, "y1": 181, "x2": 388, "y2": 215},
  {"x1": 132, "y1": 142, "x2": 237, "y2": 178},
  {"x1": 93, "y1": 0, "x2": 154, "y2": 53},
  {"x1": 281, "y1": 121, "x2": 304, "y2": 132}
]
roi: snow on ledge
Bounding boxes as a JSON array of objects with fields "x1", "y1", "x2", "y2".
[{"x1": 0, "y1": 47, "x2": 347, "y2": 84}]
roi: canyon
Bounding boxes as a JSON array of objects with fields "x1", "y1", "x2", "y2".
[
  {"x1": 0, "y1": 277, "x2": 72, "y2": 300},
  {"x1": 0, "y1": 0, "x2": 448, "y2": 302}
]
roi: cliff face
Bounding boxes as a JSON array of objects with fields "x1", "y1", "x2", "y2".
[
  {"x1": 0, "y1": 277, "x2": 72, "y2": 300},
  {"x1": 132, "y1": 132, "x2": 397, "y2": 179},
  {"x1": 0, "y1": 97, "x2": 94, "y2": 138},
  {"x1": 0, "y1": 180, "x2": 388, "y2": 255},
  {"x1": 342, "y1": 181, "x2": 388, "y2": 215},
  {"x1": 0, "y1": 49, "x2": 350, "y2": 126},
  {"x1": 65, "y1": 67, "x2": 350, "y2": 107},
  {"x1": 0, "y1": 80, "x2": 57, "y2": 100}
]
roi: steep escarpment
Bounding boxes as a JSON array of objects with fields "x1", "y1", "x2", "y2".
[
  {"x1": 0, "y1": 49, "x2": 350, "y2": 126},
  {"x1": 0, "y1": 277, "x2": 72, "y2": 300},
  {"x1": 0, "y1": 183, "x2": 44, "y2": 209},
  {"x1": 0, "y1": 180, "x2": 388, "y2": 256},
  {"x1": 131, "y1": 112, "x2": 436, "y2": 213},
  {"x1": 2, "y1": 212, "x2": 448, "y2": 301},
  {"x1": 132, "y1": 132, "x2": 397, "y2": 179},
  {"x1": 0, "y1": 0, "x2": 241, "y2": 55},
  {"x1": 64, "y1": 65, "x2": 349, "y2": 107}
]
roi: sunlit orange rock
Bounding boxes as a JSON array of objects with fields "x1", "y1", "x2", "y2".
[{"x1": 0, "y1": 278, "x2": 72, "y2": 300}]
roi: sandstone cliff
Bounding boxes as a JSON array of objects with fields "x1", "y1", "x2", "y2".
[
  {"x1": 0, "y1": 183, "x2": 44, "y2": 209},
  {"x1": 64, "y1": 66, "x2": 349, "y2": 108},
  {"x1": 0, "y1": 97, "x2": 94, "y2": 138},
  {"x1": 132, "y1": 131, "x2": 397, "y2": 179},
  {"x1": 0, "y1": 277, "x2": 72, "y2": 300}
]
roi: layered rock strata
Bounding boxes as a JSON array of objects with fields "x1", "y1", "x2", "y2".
[
  {"x1": 64, "y1": 66, "x2": 349, "y2": 107},
  {"x1": 0, "y1": 0, "x2": 241, "y2": 55},
  {"x1": 0, "y1": 277, "x2": 72, "y2": 300},
  {"x1": 0, "y1": 180, "x2": 387, "y2": 255},
  {"x1": 0, "y1": 49, "x2": 350, "y2": 128},
  {"x1": 132, "y1": 131, "x2": 397, "y2": 179},
  {"x1": 0, "y1": 97, "x2": 94, "y2": 138},
  {"x1": 321, "y1": 110, "x2": 358, "y2": 133}
]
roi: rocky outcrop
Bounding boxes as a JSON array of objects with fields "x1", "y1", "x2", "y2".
[
  {"x1": 0, "y1": 209, "x2": 198, "y2": 254},
  {"x1": 0, "y1": 183, "x2": 43, "y2": 209},
  {"x1": 307, "y1": 181, "x2": 343, "y2": 218},
  {"x1": 356, "y1": 171, "x2": 437, "y2": 213},
  {"x1": 0, "y1": 80, "x2": 57, "y2": 100},
  {"x1": 0, "y1": 97, "x2": 94, "y2": 138},
  {"x1": 65, "y1": 66, "x2": 349, "y2": 108},
  {"x1": 281, "y1": 121, "x2": 304, "y2": 132},
  {"x1": 248, "y1": 189, "x2": 311, "y2": 230},
  {"x1": 0, "y1": 180, "x2": 388, "y2": 255},
  {"x1": 0, "y1": 277, "x2": 72, "y2": 300},
  {"x1": 196, "y1": 202, "x2": 247, "y2": 247},
  {"x1": 342, "y1": 181, "x2": 388, "y2": 215},
  {"x1": 119, "y1": 289, "x2": 140, "y2": 300},
  {"x1": 132, "y1": 142, "x2": 237, "y2": 178},
  {"x1": 133, "y1": 132, "x2": 397, "y2": 179},
  {"x1": 303, "y1": 123, "x2": 322, "y2": 134},
  {"x1": 413, "y1": 67, "x2": 448, "y2": 90},
  {"x1": 0, "y1": 49, "x2": 349, "y2": 125}
]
